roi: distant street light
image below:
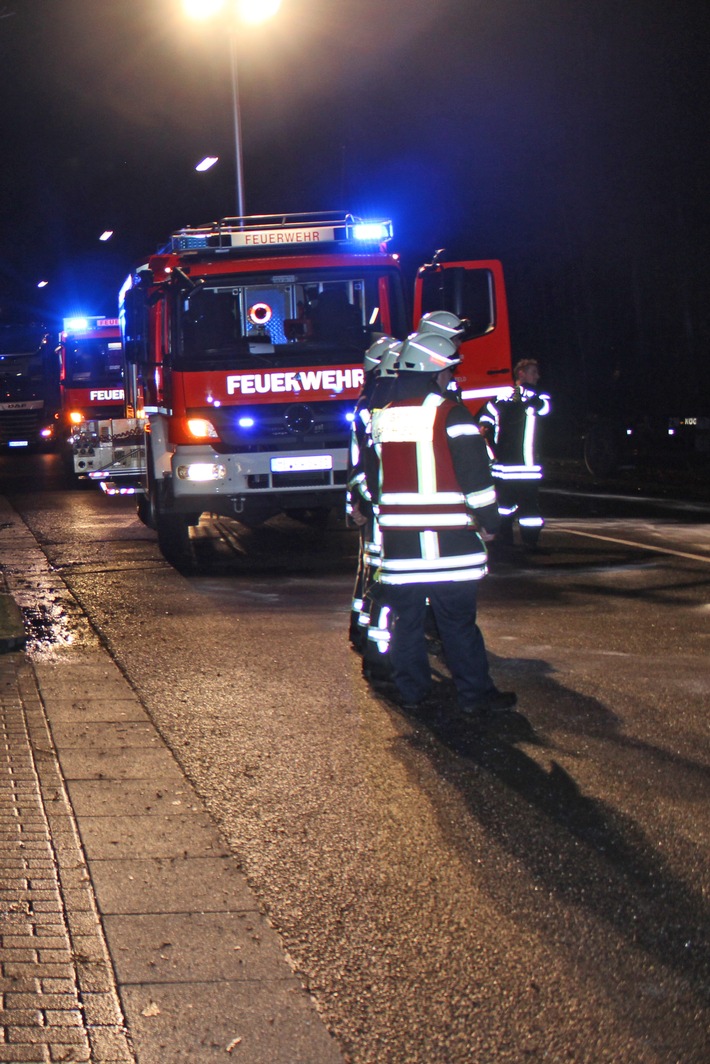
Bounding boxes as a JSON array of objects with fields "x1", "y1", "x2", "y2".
[
  {"x1": 99, "y1": 230, "x2": 114, "y2": 242},
  {"x1": 37, "y1": 280, "x2": 49, "y2": 289},
  {"x1": 182, "y1": 0, "x2": 282, "y2": 216},
  {"x1": 196, "y1": 156, "x2": 219, "y2": 172}
]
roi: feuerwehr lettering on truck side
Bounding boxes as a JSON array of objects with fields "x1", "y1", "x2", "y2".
[
  {"x1": 226, "y1": 368, "x2": 364, "y2": 396},
  {"x1": 242, "y1": 229, "x2": 322, "y2": 245}
]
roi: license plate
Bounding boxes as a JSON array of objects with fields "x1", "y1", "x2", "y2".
[{"x1": 270, "y1": 454, "x2": 333, "y2": 473}]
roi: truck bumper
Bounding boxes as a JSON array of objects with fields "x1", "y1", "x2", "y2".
[{"x1": 169, "y1": 444, "x2": 349, "y2": 523}]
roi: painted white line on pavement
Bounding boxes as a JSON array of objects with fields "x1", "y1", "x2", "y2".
[
  {"x1": 543, "y1": 487, "x2": 710, "y2": 514},
  {"x1": 551, "y1": 525, "x2": 710, "y2": 565}
]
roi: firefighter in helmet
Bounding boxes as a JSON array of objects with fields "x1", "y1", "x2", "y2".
[
  {"x1": 370, "y1": 330, "x2": 517, "y2": 717},
  {"x1": 477, "y1": 358, "x2": 551, "y2": 549},
  {"x1": 417, "y1": 310, "x2": 469, "y2": 403},
  {"x1": 358, "y1": 321, "x2": 468, "y2": 679},
  {"x1": 347, "y1": 336, "x2": 400, "y2": 651},
  {"x1": 417, "y1": 309, "x2": 469, "y2": 342}
]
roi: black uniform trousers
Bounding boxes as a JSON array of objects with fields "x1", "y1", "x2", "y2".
[{"x1": 386, "y1": 580, "x2": 494, "y2": 706}]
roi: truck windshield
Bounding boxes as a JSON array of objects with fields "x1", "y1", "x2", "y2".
[
  {"x1": 0, "y1": 326, "x2": 51, "y2": 401},
  {"x1": 0, "y1": 353, "x2": 45, "y2": 400},
  {"x1": 64, "y1": 339, "x2": 124, "y2": 387},
  {"x1": 176, "y1": 267, "x2": 407, "y2": 370}
]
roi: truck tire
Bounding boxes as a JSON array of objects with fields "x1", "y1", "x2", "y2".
[
  {"x1": 156, "y1": 507, "x2": 195, "y2": 572},
  {"x1": 137, "y1": 444, "x2": 158, "y2": 529},
  {"x1": 145, "y1": 443, "x2": 195, "y2": 571},
  {"x1": 136, "y1": 491, "x2": 155, "y2": 529}
]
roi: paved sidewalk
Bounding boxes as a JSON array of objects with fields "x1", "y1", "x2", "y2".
[
  {"x1": 0, "y1": 502, "x2": 343, "y2": 1063},
  {"x1": 1, "y1": 650, "x2": 130, "y2": 1063}
]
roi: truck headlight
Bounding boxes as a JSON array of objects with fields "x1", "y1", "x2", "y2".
[{"x1": 176, "y1": 463, "x2": 226, "y2": 482}]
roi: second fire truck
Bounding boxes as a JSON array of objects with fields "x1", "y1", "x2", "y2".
[
  {"x1": 58, "y1": 315, "x2": 126, "y2": 479},
  {"x1": 93, "y1": 211, "x2": 512, "y2": 568}
]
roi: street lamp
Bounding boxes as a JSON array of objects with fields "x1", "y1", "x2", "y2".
[{"x1": 182, "y1": 0, "x2": 282, "y2": 217}]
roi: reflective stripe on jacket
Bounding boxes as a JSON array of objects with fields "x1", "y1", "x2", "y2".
[
  {"x1": 478, "y1": 386, "x2": 550, "y2": 480},
  {"x1": 371, "y1": 392, "x2": 495, "y2": 585}
]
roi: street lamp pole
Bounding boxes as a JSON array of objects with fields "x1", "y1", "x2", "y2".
[
  {"x1": 183, "y1": 0, "x2": 282, "y2": 219},
  {"x1": 228, "y1": 30, "x2": 246, "y2": 218}
]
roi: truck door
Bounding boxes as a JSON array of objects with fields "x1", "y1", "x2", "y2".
[{"x1": 413, "y1": 258, "x2": 512, "y2": 415}]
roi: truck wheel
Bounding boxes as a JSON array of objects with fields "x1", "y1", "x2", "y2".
[
  {"x1": 156, "y1": 509, "x2": 195, "y2": 572},
  {"x1": 137, "y1": 440, "x2": 159, "y2": 529},
  {"x1": 136, "y1": 491, "x2": 156, "y2": 529},
  {"x1": 153, "y1": 477, "x2": 196, "y2": 572}
]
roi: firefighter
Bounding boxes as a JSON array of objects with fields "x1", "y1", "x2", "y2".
[
  {"x1": 477, "y1": 358, "x2": 551, "y2": 549},
  {"x1": 353, "y1": 340, "x2": 400, "y2": 672},
  {"x1": 347, "y1": 336, "x2": 400, "y2": 651},
  {"x1": 362, "y1": 324, "x2": 467, "y2": 679},
  {"x1": 370, "y1": 330, "x2": 517, "y2": 717},
  {"x1": 359, "y1": 316, "x2": 465, "y2": 675}
]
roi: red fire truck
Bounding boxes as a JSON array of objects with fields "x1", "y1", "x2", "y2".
[
  {"x1": 107, "y1": 212, "x2": 512, "y2": 568},
  {"x1": 58, "y1": 316, "x2": 126, "y2": 478}
]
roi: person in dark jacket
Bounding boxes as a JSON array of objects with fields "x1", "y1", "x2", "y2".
[
  {"x1": 477, "y1": 359, "x2": 551, "y2": 548},
  {"x1": 370, "y1": 331, "x2": 517, "y2": 718}
]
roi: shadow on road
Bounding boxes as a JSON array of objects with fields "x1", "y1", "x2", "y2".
[{"x1": 365, "y1": 663, "x2": 710, "y2": 1023}]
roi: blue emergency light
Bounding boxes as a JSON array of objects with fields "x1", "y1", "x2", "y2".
[
  {"x1": 351, "y1": 222, "x2": 392, "y2": 243},
  {"x1": 64, "y1": 317, "x2": 89, "y2": 332}
]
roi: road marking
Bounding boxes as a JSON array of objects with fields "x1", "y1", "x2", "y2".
[
  {"x1": 544, "y1": 487, "x2": 710, "y2": 515},
  {"x1": 552, "y1": 525, "x2": 710, "y2": 564}
]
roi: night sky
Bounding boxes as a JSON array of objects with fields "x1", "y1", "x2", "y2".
[{"x1": 1, "y1": 0, "x2": 709, "y2": 429}]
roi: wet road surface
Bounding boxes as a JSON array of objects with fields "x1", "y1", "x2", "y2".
[{"x1": 2, "y1": 452, "x2": 709, "y2": 1063}]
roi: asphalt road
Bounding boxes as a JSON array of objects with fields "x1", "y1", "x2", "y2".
[{"x1": 2, "y1": 452, "x2": 709, "y2": 1064}]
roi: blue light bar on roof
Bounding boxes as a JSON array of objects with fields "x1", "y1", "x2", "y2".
[{"x1": 351, "y1": 221, "x2": 392, "y2": 243}]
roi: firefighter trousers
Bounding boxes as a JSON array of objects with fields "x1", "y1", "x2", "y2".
[
  {"x1": 495, "y1": 479, "x2": 544, "y2": 546},
  {"x1": 385, "y1": 581, "x2": 494, "y2": 706}
]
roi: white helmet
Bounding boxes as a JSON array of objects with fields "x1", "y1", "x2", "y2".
[
  {"x1": 417, "y1": 310, "x2": 467, "y2": 341},
  {"x1": 363, "y1": 334, "x2": 397, "y2": 373},
  {"x1": 375, "y1": 341, "x2": 402, "y2": 378},
  {"x1": 397, "y1": 332, "x2": 461, "y2": 373}
]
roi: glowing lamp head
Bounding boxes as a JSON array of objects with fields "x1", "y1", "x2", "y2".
[
  {"x1": 64, "y1": 317, "x2": 88, "y2": 332},
  {"x1": 69, "y1": 411, "x2": 85, "y2": 426},
  {"x1": 352, "y1": 221, "x2": 392, "y2": 243},
  {"x1": 183, "y1": 0, "x2": 281, "y2": 23},
  {"x1": 248, "y1": 302, "x2": 272, "y2": 326}
]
